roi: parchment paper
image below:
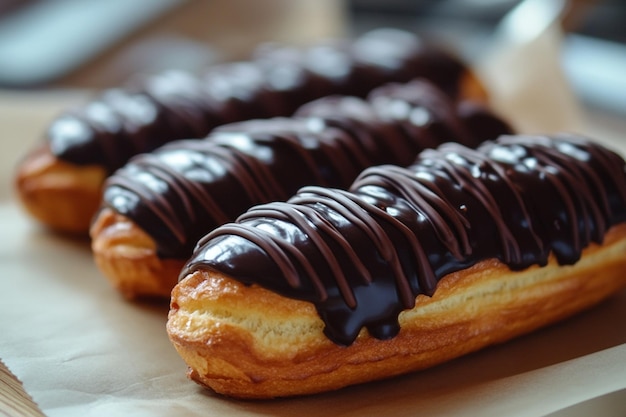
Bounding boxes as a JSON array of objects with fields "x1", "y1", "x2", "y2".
[{"x1": 1, "y1": 16, "x2": 626, "y2": 417}]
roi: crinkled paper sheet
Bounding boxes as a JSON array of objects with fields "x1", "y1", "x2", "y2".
[{"x1": 2, "y1": 21, "x2": 626, "y2": 417}]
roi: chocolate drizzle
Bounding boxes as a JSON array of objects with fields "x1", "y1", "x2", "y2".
[
  {"x1": 103, "y1": 79, "x2": 511, "y2": 259},
  {"x1": 183, "y1": 134, "x2": 626, "y2": 346},
  {"x1": 49, "y1": 29, "x2": 469, "y2": 173}
]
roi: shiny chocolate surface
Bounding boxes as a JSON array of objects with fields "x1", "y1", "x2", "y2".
[
  {"x1": 103, "y1": 80, "x2": 511, "y2": 258},
  {"x1": 49, "y1": 29, "x2": 468, "y2": 173},
  {"x1": 183, "y1": 134, "x2": 626, "y2": 345}
]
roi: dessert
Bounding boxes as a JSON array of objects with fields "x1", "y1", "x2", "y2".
[
  {"x1": 91, "y1": 80, "x2": 511, "y2": 298},
  {"x1": 167, "y1": 134, "x2": 626, "y2": 398},
  {"x1": 15, "y1": 28, "x2": 486, "y2": 233}
]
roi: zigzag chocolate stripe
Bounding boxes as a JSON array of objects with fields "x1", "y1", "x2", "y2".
[
  {"x1": 183, "y1": 134, "x2": 626, "y2": 345},
  {"x1": 103, "y1": 80, "x2": 509, "y2": 259}
]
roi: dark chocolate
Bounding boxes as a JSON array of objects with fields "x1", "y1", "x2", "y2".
[
  {"x1": 183, "y1": 134, "x2": 626, "y2": 345},
  {"x1": 103, "y1": 80, "x2": 511, "y2": 259},
  {"x1": 48, "y1": 29, "x2": 470, "y2": 173}
]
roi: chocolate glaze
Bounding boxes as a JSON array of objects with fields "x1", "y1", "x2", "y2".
[
  {"x1": 48, "y1": 29, "x2": 469, "y2": 173},
  {"x1": 183, "y1": 134, "x2": 626, "y2": 346},
  {"x1": 103, "y1": 79, "x2": 511, "y2": 259}
]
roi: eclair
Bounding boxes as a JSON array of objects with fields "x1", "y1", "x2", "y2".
[
  {"x1": 15, "y1": 28, "x2": 486, "y2": 233},
  {"x1": 167, "y1": 134, "x2": 626, "y2": 398},
  {"x1": 90, "y1": 79, "x2": 511, "y2": 298}
]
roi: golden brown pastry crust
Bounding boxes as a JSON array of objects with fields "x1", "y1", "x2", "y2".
[
  {"x1": 90, "y1": 208, "x2": 183, "y2": 299},
  {"x1": 166, "y1": 223, "x2": 626, "y2": 399},
  {"x1": 14, "y1": 145, "x2": 106, "y2": 234},
  {"x1": 459, "y1": 70, "x2": 488, "y2": 104}
]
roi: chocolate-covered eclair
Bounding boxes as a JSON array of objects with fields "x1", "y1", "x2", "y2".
[
  {"x1": 16, "y1": 28, "x2": 486, "y2": 233},
  {"x1": 90, "y1": 79, "x2": 511, "y2": 298},
  {"x1": 168, "y1": 133, "x2": 626, "y2": 398}
]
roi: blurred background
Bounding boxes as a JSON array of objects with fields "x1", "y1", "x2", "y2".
[
  {"x1": 0, "y1": 0, "x2": 624, "y2": 131},
  {"x1": 351, "y1": 0, "x2": 626, "y2": 119}
]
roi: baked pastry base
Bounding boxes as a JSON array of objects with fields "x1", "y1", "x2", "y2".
[
  {"x1": 15, "y1": 145, "x2": 106, "y2": 234},
  {"x1": 90, "y1": 208, "x2": 183, "y2": 299}
]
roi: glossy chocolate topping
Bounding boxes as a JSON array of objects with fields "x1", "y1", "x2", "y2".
[
  {"x1": 48, "y1": 29, "x2": 469, "y2": 173},
  {"x1": 183, "y1": 134, "x2": 626, "y2": 345},
  {"x1": 103, "y1": 79, "x2": 511, "y2": 259}
]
